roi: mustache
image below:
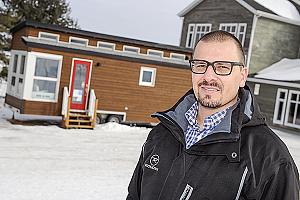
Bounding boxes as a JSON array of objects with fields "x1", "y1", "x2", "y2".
[{"x1": 198, "y1": 80, "x2": 222, "y2": 90}]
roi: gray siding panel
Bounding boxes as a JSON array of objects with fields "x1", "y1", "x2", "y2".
[{"x1": 250, "y1": 18, "x2": 300, "y2": 73}]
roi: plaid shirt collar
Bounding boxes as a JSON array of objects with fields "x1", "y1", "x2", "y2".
[{"x1": 185, "y1": 102, "x2": 228, "y2": 129}]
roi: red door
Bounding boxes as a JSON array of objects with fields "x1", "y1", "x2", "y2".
[{"x1": 69, "y1": 59, "x2": 92, "y2": 110}]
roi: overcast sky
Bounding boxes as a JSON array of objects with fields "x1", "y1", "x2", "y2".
[{"x1": 68, "y1": 0, "x2": 194, "y2": 46}]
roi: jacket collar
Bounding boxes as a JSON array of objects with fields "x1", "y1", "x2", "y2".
[{"x1": 151, "y1": 84, "x2": 265, "y2": 162}]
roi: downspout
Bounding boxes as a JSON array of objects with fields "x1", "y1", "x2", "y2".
[
  {"x1": 178, "y1": 16, "x2": 185, "y2": 47},
  {"x1": 247, "y1": 14, "x2": 260, "y2": 70}
]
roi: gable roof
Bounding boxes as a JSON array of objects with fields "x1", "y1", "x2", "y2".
[
  {"x1": 178, "y1": 0, "x2": 274, "y2": 17},
  {"x1": 178, "y1": 0, "x2": 300, "y2": 25}
]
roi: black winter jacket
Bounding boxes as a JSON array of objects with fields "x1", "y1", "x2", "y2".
[{"x1": 127, "y1": 85, "x2": 299, "y2": 200}]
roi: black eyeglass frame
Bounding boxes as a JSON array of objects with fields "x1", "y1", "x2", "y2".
[{"x1": 189, "y1": 59, "x2": 245, "y2": 76}]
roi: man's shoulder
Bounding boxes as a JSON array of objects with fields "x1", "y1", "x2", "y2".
[
  {"x1": 146, "y1": 123, "x2": 170, "y2": 141},
  {"x1": 242, "y1": 124, "x2": 293, "y2": 163}
]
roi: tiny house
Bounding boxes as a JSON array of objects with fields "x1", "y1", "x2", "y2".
[{"x1": 5, "y1": 21, "x2": 193, "y2": 127}]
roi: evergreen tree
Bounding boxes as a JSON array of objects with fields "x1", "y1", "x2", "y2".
[{"x1": 0, "y1": 0, "x2": 79, "y2": 77}]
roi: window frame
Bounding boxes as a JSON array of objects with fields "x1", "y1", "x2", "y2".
[
  {"x1": 147, "y1": 49, "x2": 164, "y2": 58},
  {"x1": 38, "y1": 31, "x2": 60, "y2": 42},
  {"x1": 97, "y1": 41, "x2": 116, "y2": 51},
  {"x1": 185, "y1": 23, "x2": 212, "y2": 48},
  {"x1": 7, "y1": 51, "x2": 28, "y2": 98},
  {"x1": 69, "y1": 36, "x2": 89, "y2": 46},
  {"x1": 13, "y1": 54, "x2": 18, "y2": 73},
  {"x1": 123, "y1": 45, "x2": 140, "y2": 54},
  {"x1": 139, "y1": 66, "x2": 156, "y2": 87},
  {"x1": 273, "y1": 88, "x2": 288, "y2": 125},
  {"x1": 219, "y1": 23, "x2": 247, "y2": 46},
  {"x1": 170, "y1": 53, "x2": 186, "y2": 61},
  {"x1": 284, "y1": 90, "x2": 300, "y2": 128},
  {"x1": 23, "y1": 52, "x2": 63, "y2": 102}
]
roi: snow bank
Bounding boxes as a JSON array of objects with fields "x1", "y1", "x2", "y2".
[
  {"x1": 0, "y1": 120, "x2": 150, "y2": 200},
  {"x1": 0, "y1": 79, "x2": 7, "y2": 97},
  {"x1": 0, "y1": 99, "x2": 299, "y2": 199}
]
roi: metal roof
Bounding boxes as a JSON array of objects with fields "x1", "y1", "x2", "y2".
[{"x1": 11, "y1": 20, "x2": 193, "y2": 53}]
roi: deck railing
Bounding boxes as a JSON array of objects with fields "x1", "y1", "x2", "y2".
[
  {"x1": 88, "y1": 89, "x2": 97, "y2": 120},
  {"x1": 61, "y1": 87, "x2": 69, "y2": 119}
]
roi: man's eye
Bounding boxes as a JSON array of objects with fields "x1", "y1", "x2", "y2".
[{"x1": 195, "y1": 63, "x2": 206, "y2": 68}]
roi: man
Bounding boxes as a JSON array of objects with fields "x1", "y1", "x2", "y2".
[{"x1": 127, "y1": 31, "x2": 299, "y2": 200}]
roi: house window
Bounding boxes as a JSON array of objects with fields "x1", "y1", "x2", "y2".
[
  {"x1": 20, "y1": 55, "x2": 26, "y2": 74},
  {"x1": 219, "y1": 23, "x2": 247, "y2": 46},
  {"x1": 97, "y1": 41, "x2": 115, "y2": 50},
  {"x1": 147, "y1": 49, "x2": 163, "y2": 57},
  {"x1": 69, "y1": 37, "x2": 88, "y2": 46},
  {"x1": 32, "y1": 57, "x2": 60, "y2": 100},
  {"x1": 38, "y1": 32, "x2": 59, "y2": 42},
  {"x1": 13, "y1": 54, "x2": 18, "y2": 73},
  {"x1": 11, "y1": 76, "x2": 16, "y2": 86},
  {"x1": 123, "y1": 45, "x2": 140, "y2": 54},
  {"x1": 186, "y1": 23, "x2": 211, "y2": 48},
  {"x1": 170, "y1": 53, "x2": 186, "y2": 61},
  {"x1": 254, "y1": 84, "x2": 260, "y2": 95},
  {"x1": 17, "y1": 78, "x2": 23, "y2": 94},
  {"x1": 273, "y1": 88, "x2": 288, "y2": 125},
  {"x1": 139, "y1": 67, "x2": 156, "y2": 87},
  {"x1": 284, "y1": 90, "x2": 300, "y2": 128}
]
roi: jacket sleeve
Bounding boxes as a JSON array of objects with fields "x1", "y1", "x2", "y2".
[
  {"x1": 259, "y1": 162, "x2": 299, "y2": 200},
  {"x1": 126, "y1": 150, "x2": 144, "y2": 200}
]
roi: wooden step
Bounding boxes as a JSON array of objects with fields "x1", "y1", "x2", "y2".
[
  {"x1": 68, "y1": 119, "x2": 93, "y2": 123},
  {"x1": 69, "y1": 113, "x2": 89, "y2": 117},
  {"x1": 66, "y1": 124, "x2": 94, "y2": 129}
]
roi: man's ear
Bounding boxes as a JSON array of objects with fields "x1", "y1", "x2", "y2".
[{"x1": 239, "y1": 67, "x2": 249, "y2": 87}]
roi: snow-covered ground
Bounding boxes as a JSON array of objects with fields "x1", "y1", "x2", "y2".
[
  {"x1": 0, "y1": 97, "x2": 299, "y2": 200},
  {"x1": 0, "y1": 79, "x2": 7, "y2": 97}
]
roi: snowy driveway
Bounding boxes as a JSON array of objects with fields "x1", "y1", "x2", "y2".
[
  {"x1": 0, "y1": 101, "x2": 299, "y2": 199},
  {"x1": 0, "y1": 120, "x2": 149, "y2": 200}
]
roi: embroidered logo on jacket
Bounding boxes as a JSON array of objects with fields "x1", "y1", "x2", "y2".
[{"x1": 145, "y1": 154, "x2": 159, "y2": 171}]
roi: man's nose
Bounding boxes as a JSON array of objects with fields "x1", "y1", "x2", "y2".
[{"x1": 203, "y1": 65, "x2": 216, "y2": 79}]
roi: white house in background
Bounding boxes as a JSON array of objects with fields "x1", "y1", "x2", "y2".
[{"x1": 247, "y1": 58, "x2": 300, "y2": 131}]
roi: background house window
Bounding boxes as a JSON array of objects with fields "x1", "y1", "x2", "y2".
[
  {"x1": 273, "y1": 88, "x2": 288, "y2": 125},
  {"x1": 285, "y1": 90, "x2": 300, "y2": 128},
  {"x1": 13, "y1": 54, "x2": 18, "y2": 73},
  {"x1": 38, "y1": 32, "x2": 59, "y2": 42},
  {"x1": 32, "y1": 57, "x2": 60, "y2": 100},
  {"x1": 170, "y1": 53, "x2": 186, "y2": 61},
  {"x1": 123, "y1": 45, "x2": 140, "y2": 54},
  {"x1": 20, "y1": 55, "x2": 26, "y2": 74},
  {"x1": 139, "y1": 67, "x2": 156, "y2": 87},
  {"x1": 97, "y1": 41, "x2": 115, "y2": 50},
  {"x1": 219, "y1": 23, "x2": 247, "y2": 46},
  {"x1": 147, "y1": 49, "x2": 163, "y2": 57},
  {"x1": 11, "y1": 76, "x2": 16, "y2": 86},
  {"x1": 186, "y1": 23, "x2": 211, "y2": 48},
  {"x1": 69, "y1": 37, "x2": 88, "y2": 46},
  {"x1": 254, "y1": 84, "x2": 260, "y2": 95},
  {"x1": 17, "y1": 78, "x2": 23, "y2": 94}
]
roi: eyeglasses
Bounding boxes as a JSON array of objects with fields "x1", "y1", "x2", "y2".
[{"x1": 189, "y1": 59, "x2": 244, "y2": 76}]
